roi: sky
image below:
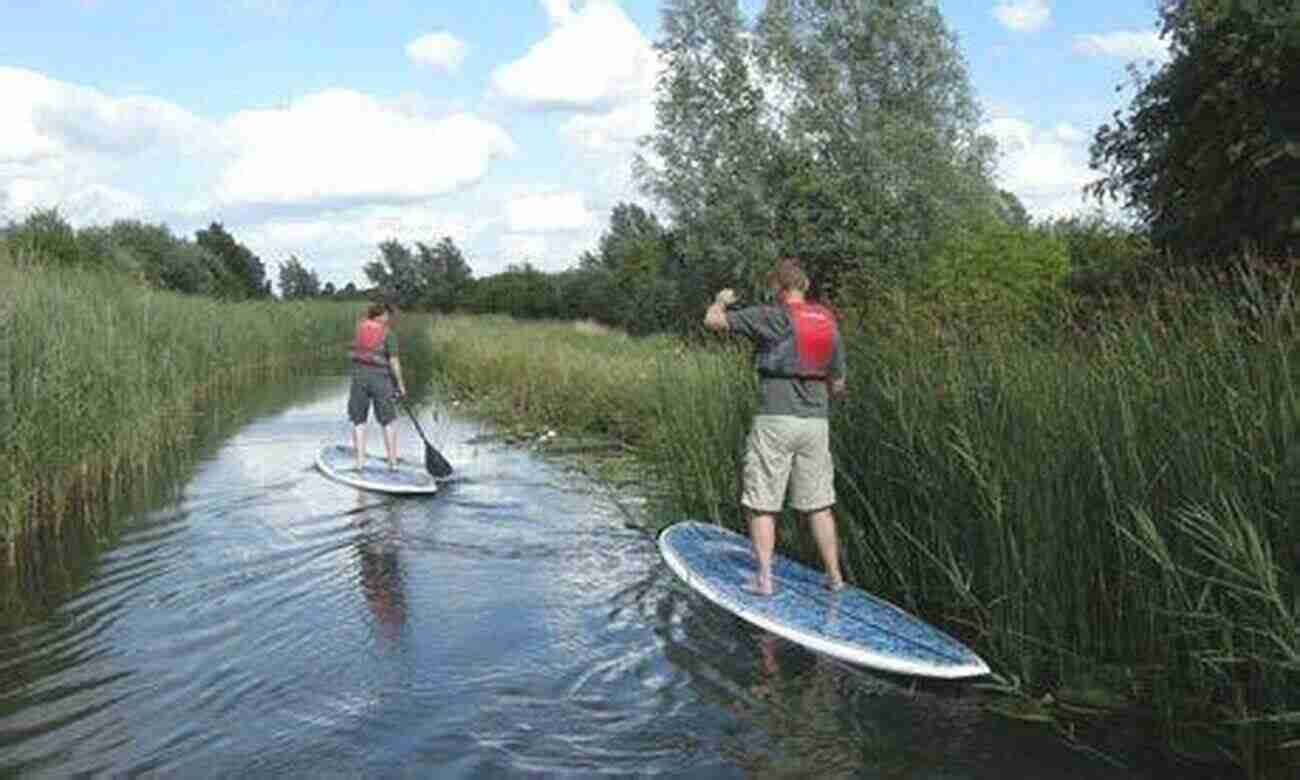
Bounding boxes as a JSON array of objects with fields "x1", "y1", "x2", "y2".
[{"x1": 0, "y1": 0, "x2": 1171, "y2": 288}]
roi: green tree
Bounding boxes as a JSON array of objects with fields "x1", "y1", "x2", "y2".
[
  {"x1": 640, "y1": 0, "x2": 998, "y2": 306},
  {"x1": 364, "y1": 236, "x2": 474, "y2": 311},
  {"x1": 363, "y1": 240, "x2": 424, "y2": 308},
  {"x1": 4, "y1": 208, "x2": 81, "y2": 266},
  {"x1": 638, "y1": 0, "x2": 773, "y2": 301},
  {"x1": 109, "y1": 220, "x2": 217, "y2": 295},
  {"x1": 415, "y1": 237, "x2": 474, "y2": 311},
  {"x1": 195, "y1": 222, "x2": 270, "y2": 299},
  {"x1": 465, "y1": 263, "x2": 561, "y2": 319},
  {"x1": 995, "y1": 189, "x2": 1031, "y2": 228},
  {"x1": 581, "y1": 202, "x2": 676, "y2": 332},
  {"x1": 923, "y1": 219, "x2": 1069, "y2": 332},
  {"x1": 277, "y1": 255, "x2": 322, "y2": 299},
  {"x1": 1088, "y1": 0, "x2": 1300, "y2": 259},
  {"x1": 754, "y1": 0, "x2": 997, "y2": 292},
  {"x1": 76, "y1": 224, "x2": 146, "y2": 280}
]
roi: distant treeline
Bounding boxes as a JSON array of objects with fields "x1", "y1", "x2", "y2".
[{"x1": 0, "y1": 208, "x2": 374, "y2": 302}]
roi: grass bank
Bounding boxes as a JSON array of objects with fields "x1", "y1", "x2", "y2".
[
  {"x1": 428, "y1": 295, "x2": 1299, "y2": 776},
  {"x1": 2, "y1": 250, "x2": 433, "y2": 553}
]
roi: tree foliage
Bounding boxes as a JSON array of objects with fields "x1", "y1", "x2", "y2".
[
  {"x1": 639, "y1": 0, "x2": 998, "y2": 307},
  {"x1": 363, "y1": 236, "x2": 474, "y2": 311},
  {"x1": 578, "y1": 202, "x2": 678, "y2": 333},
  {"x1": 277, "y1": 255, "x2": 322, "y2": 299},
  {"x1": 418, "y1": 237, "x2": 474, "y2": 311},
  {"x1": 194, "y1": 222, "x2": 270, "y2": 299},
  {"x1": 923, "y1": 218, "x2": 1069, "y2": 331},
  {"x1": 464, "y1": 263, "x2": 561, "y2": 319},
  {"x1": 3, "y1": 208, "x2": 81, "y2": 266},
  {"x1": 1089, "y1": 0, "x2": 1300, "y2": 259}
]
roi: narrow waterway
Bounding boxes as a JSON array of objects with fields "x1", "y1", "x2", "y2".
[{"x1": 1, "y1": 374, "x2": 1149, "y2": 777}]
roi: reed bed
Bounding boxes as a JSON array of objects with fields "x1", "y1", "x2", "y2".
[
  {"x1": 426, "y1": 282, "x2": 1299, "y2": 774},
  {"x1": 427, "y1": 314, "x2": 695, "y2": 443},
  {"x1": 2, "y1": 251, "x2": 431, "y2": 553}
]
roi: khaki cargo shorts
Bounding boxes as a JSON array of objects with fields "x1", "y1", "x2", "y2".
[{"x1": 741, "y1": 415, "x2": 835, "y2": 513}]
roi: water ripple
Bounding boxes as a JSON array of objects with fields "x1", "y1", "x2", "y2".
[{"x1": 1, "y1": 378, "x2": 1148, "y2": 779}]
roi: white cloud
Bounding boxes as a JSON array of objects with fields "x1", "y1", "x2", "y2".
[
  {"x1": 993, "y1": 0, "x2": 1051, "y2": 33},
  {"x1": 490, "y1": 0, "x2": 658, "y2": 111},
  {"x1": 984, "y1": 115, "x2": 1099, "y2": 218},
  {"x1": 216, "y1": 89, "x2": 515, "y2": 207},
  {"x1": 0, "y1": 67, "x2": 209, "y2": 224},
  {"x1": 0, "y1": 66, "x2": 209, "y2": 163},
  {"x1": 559, "y1": 100, "x2": 655, "y2": 153},
  {"x1": 1073, "y1": 30, "x2": 1171, "y2": 63},
  {"x1": 406, "y1": 32, "x2": 469, "y2": 72},
  {"x1": 540, "y1": 0, "x2": 575, "y2": 25},
  {"x1": 499, "y1": 232, "x2": 549, "y2": 262},
  {"x1": 1053, "y1": 122, "x2": 1085, "y2": 144},
  {"x1": 505, "y1": 191, "x2": 595, "y2": 233}
]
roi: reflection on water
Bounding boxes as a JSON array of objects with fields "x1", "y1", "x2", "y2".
[
  {"x1": 353, "y1": 495, "x2": 407, "y2": 646},
  {"x1": 0, "y1": 375, "x2": 1169, "y2": 778}
]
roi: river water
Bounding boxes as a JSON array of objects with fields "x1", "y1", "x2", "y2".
[{"x1": 1, "y1": 374, "x2": 1153, "y2": 778}]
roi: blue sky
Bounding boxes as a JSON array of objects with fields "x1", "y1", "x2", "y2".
[{"x1": 1, "y1": 0, "x2": 1169, "y2": 287}]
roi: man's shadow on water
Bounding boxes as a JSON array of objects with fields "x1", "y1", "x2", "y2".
[{"x1": 351, "y1": 494, "x2": 408, "y2": 646}]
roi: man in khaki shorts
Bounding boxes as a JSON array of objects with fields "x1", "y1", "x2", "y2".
[{"x1": 704, "y1": 257, "x2": 847, "y2": 595}]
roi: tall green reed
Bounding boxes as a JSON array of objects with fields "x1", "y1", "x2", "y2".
[
  {"x1": 2, "y1": 252, "x2": 420, "y2": 549},
  {"x1": 428, "y1": 315, "x2": 676, "y2": 442},
  {"x1": 424, "y1": 270, "x2": 1298, "y2": 772},
  {"x1": 825, "y1": 274, "x2": 1298, "y2": 771}
]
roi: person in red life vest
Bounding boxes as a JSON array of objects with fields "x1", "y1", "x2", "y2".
[
  {"x1": 348, "y1": 302, "x2": 408, "y2": 471},
  {"x1": 703, "y1": 257, "x2": 848, "y2": 596}
]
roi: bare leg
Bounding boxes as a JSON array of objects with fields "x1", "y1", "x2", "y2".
[
  {"x1": 806, "y1": 508, "x2": 844, "y2": 590},
  {"x1": 382, "y1": 422, "x2": 398, "y2": 470},
  {"x1": 747, "y1": 511, "x2": 777, "y2": 595},
  {"x1": 352, "y1": 424, "x2": 367, "y2": 471}
]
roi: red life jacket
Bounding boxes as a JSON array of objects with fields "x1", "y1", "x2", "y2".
[
  {"x1": 757, "y1": 301, "x2": 838, "y2": 379},
  {"x1": 350, "y1": 318, "x2": 388, "y2": 366}
]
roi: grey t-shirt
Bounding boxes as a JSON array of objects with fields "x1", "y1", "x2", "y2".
[{"x1": 726, "y1": 304, "x2": 846, "y2": 418}]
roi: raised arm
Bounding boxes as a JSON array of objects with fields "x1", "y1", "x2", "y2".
[{"x1": 704, "y1": 288, "x2": 737, "y2": 331}]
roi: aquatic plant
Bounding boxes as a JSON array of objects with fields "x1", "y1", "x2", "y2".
[
  {"x1": 425, "y1": 266, "x2": 1300, "y2": 775},
  {"x1": 2, "y1": 249, "x2": 433, "y2": 553}
]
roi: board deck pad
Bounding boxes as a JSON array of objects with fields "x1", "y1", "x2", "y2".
[
  {"x1": 659, "y1": 521, "x2": 989, "y2": 679},
  {"x1": 315, "y1": 445, "x2": 438, "y2": 495}
]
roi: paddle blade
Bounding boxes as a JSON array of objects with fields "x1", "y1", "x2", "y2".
[{"x1": 425, "y1": 442, "x2": 453, "y2": 478}]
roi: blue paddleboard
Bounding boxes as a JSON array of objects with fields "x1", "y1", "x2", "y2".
[
  {"x1": 658, "y1": 521, "x2": 989, "y2": 679},
  {"x1": 315, "y1": 445, "x2": 438, "y2": 495}
]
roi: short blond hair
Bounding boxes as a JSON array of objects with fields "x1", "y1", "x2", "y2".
[{"x1": 766, "y1": 257, "x2": 809, "y2": 293}]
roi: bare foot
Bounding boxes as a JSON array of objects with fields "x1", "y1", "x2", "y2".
[
  {"x1": 743, "y1": 577, "x2": 774, "y2": 596},
  {"x1": 826, "y1": 578, "x2": 845, "y2": 593}
]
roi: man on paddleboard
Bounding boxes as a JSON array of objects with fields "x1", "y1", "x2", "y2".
[
  {"x1": 704, "y1": 257, "x2": 847, "y2": 595},
  {"x1": 348, "y1": 302, "x2": 408, "y2": 471}
]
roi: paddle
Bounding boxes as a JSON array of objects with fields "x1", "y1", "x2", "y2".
[{"x1": 396, "y1": 395, "x2": 453, "y2": 478}]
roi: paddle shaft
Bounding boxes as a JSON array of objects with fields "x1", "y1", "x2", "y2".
[
  {"x1": 402, "y1": 397, "x2": 453, "y2": 476},
  {"x1": 386, "y1": 363, "x2": 453, "y2": 477}
]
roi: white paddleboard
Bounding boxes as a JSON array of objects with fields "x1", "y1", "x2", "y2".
[
  {"x1": 659, "y1": 521, "x2": 989, "y2": 679},
  {"x1": 315, "y1": 445, "x2": 438, "y2": 495}
]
